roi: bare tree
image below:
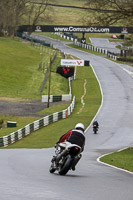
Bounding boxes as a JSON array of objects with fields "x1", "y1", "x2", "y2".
[
  {"x1": 27, "y1": 0, "x2": 49, "y2": 25},
  {"x1": 0, "y1": 0, "x2": 30, "y2": 35},
  {"x1": 84, "y1": 0, "x2": 133, "y2": 26},
  {"x1": 0, "y1": 0, "x2": 51, "y2": 36},
  {"x1": 0, "y1": 0, "x2": 4, "y2": 35}
]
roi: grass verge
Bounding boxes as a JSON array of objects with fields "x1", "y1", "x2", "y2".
[
  {"x1": 100, "y1": 148, "x2": 133, "y2": 172},
  {"x1": 0, "y1": 37, "x2": 67, "y2": 99},
  {"x1": 1, "y1": 65, "x2": 102, "y2": 148},
  {"x1": 33, "y1": 32, "x2": 69, "y2": 42}
]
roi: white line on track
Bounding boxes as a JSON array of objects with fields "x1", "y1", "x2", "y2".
[
  {"x1": 122, "y1": 68, "x2": 133, "y2": 78},
  {"x1": 85, "y1": 64, "x2": 103, "y2": 133},
  {"x1": 97, "y1": 148, "x2": 133, "y2": 175},
  {"x1": 87, "y1": 64, "x2": 133, "y2": 175},
  {"x1": 65, "y1": 45, "x2": 133, "y2": 175}
]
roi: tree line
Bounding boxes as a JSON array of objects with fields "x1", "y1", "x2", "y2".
[
  {"x1": 0, "y1": 0, "x2": 52, "y2": 36},
  {"x1": 0, "y1": 0, "x2": 133, "y2": 36},
  {"x1": 84, "y1": 0, "x2": 133, "y2": 27}
]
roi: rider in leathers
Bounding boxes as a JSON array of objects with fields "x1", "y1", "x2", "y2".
[
  {"x1": 57, "y1": 123, "x2": 85, "y2": 150},
  {"x1": 93, "y1": 120, "x2": 99, "y2": 128},
  {"x1": 54, "y1": 123, "x2": 85, "y2": 170}
]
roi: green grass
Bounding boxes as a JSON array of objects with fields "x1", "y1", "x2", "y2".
[
  {"x1": 0, "y1": 37, "x2": 68, "y2": 99},
  {"x1": 100, "y1": 148, "x2": 133, "y2": 172},
  {"x1": 42, "y1": 1, "x2": 88, "y2": 26},
  {"x1": 37, "y1": 104, "x2": 70, "y2": 115},
  {"x1": 33, "y1": 32, "x2": 69, "y2": 42},
  {"x1": 0, "y1": 115, "x2": 39, "y2": 137},
  {"x1": 50, "y1": 0, "x2": 87, "y2": 6},
  {"x1": 1, "y1": 65, "x2": 102, "y2": 148},
  {"x1": 0, "y1": 37, "x2": 43, "y2": 99},
  {"x1": 106, "y1": 56, "x2": 133, "y2": 68},
  {"x1": 1, "y1": 36, "x2": 132, "y2": 173}
]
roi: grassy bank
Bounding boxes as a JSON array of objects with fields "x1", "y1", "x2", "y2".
[
  {"x1": 100, "y1": 148, "x2": 133, "y2": 172},
  {"x1": 0, "y1": 37, "x2": 68, "y2": 99},
  {"x1": 1, "y1": 65, "x2": 102, "y2": 148},
  {"x1": 0, "y1": 36, "x2": 69, "y2": 137},
  {"x1": 0, "y1": 37, "x2": 42, "y2": 99},
  {"x1": 43, "y1": 0, "x2": 88, "y2": 26}
]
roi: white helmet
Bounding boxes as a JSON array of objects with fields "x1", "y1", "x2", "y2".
[{"x1": 75, "y1": 123, "x2": 85, "y2": 132}]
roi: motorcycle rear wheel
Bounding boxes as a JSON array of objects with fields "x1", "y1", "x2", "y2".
[
  {"x1": 59, "y1": 155, "x2": 72, "y2": 175},
  {"x1": 93, "y1": 128, "x2": 98, "y2": 134}
]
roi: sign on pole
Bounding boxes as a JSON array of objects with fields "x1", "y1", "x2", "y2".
[
  {"x1": 56, "y1": 67, "x2": 74, "y2": 78},
  {"x1": 61, "y1": 59, "x2": 84, "y2": 66},
  {"x1": 60, "y1": 59, "x2": 89, "y2": 66}
]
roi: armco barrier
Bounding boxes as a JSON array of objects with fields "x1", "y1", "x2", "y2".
[
  {"x1": 74, "y1": 41, "x2": 120, "y2": 61},
  {"x1": 55, "y1": 32, "x2": 119, "y2": 62},
  {"x1": 107, "y1": 52, "x2": 117, "y2": 61},
  {"x1": 42, "y1": 94, "x2": 72, "y2": 102},
  {"x1": 21, "y1": 33, "x2": 51, "y2": 47},
  {"x1": 0, "y1": 96, "x2": 75, "y2": 147}
]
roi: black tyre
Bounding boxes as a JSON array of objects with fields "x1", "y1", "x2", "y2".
[
  {"x1": 49, "y1": 164, "x2": 56, "y2": 173},
  {"x1": 93, "y1": 128, "x2": 98, "y2": 134},
  {"x1": 94, "y1": 130, "x2": 97, "y2": 134},
  {"x1": 59, "y1": 155, "x2": 72, "y2": 175}
]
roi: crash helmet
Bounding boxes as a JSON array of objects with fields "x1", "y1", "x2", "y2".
[{"x1": 75, "y1": 123, "x2": 85, "y2": 132}]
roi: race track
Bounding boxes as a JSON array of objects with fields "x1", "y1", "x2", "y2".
[{"x1": 0, "y1": 37, "x2": 133, "y2": 200}]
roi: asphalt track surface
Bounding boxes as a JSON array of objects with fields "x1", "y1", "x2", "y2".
[
  {"x1": 0, "y1": 37, "x2": 133, "y2": 200},
  {"x1": 90, "y1": 37, "x2": 121, "y2": 54}
]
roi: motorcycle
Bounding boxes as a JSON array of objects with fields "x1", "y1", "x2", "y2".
[
  {"x1": 49, "y1": 142, "x2": 82, "y2": 175},
  {"x1": 93, "y1": 124, "x2": 98, "y2": 134}
]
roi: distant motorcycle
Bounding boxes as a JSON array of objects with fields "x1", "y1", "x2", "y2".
[
  {"x1": 49, "y1": 142, "x2": 82, "y2": 175},
  {"x1": 93, "y1": 121, "x2": 99, "y2": 134},
  {"x1": 93, "y1": 124, "x2": 98, "y2": 134}
]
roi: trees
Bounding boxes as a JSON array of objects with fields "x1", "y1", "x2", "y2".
[
  {"x1": 84, "y1": 0, "x2": 133, "y2": 26},
  {"x1": 0, "y1": 0, "x2": 50, "y2": 36},
  {"x1": 0, "y1": 0, "x2": 28, "y2": 36},
  {"x1": 25, "y1": 0, "x2": 50, "y2": 26}
]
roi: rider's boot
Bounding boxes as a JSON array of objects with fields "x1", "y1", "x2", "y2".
[{"x1": 71, "y1": 154, "x2": 82, "y2": 171}]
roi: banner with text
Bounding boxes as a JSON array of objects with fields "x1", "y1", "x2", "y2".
[
  {"x1": 61, "y1": 59, "x2": 84, "y2": 66},
  {"x1": 18, "y1": 25, "x2": 133, "y2": 33}
]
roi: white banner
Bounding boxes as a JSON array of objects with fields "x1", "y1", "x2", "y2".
[{"x1": 61, "y1": 59, "x2": 84, "y2": 66}]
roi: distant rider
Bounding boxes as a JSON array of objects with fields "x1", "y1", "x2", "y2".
[{"x1": 93, "y1": 120, "x2": 99, "y2": 128}]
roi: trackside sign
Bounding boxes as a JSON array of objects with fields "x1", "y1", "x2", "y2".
[
  {"x1": 18, "y1": 25, "x2": 133, "y2": 33},
  {"x1": 61, "y1": 59, "x2": 84, "y2": 66}
]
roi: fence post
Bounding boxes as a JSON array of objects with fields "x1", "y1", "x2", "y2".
[{"x1": 47, "y1": 57, "x2": 52, "y2": 108}]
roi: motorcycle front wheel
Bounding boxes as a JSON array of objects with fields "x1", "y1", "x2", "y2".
[
  {"x1": 49, "y1": 163, "x2": 56, "y2": 173},
  {"x1": 59, "y1": 155, "x2": 72, "y2": 175}
]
